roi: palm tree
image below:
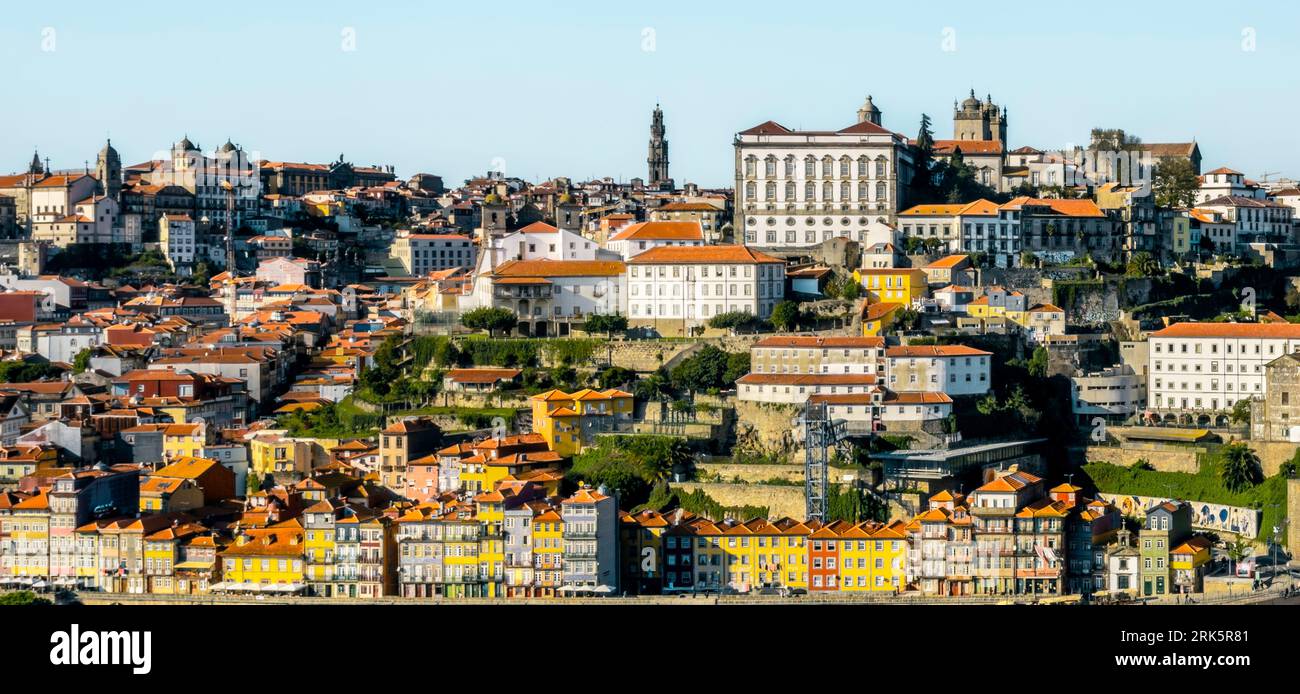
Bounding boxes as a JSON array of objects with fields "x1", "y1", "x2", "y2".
[
  {"x1": 1220, "y1": 443, "x2": 1263, "y2": 492},
  {"x1": 1226, "y1": 538, "x2": 1252, "y2": 577}
]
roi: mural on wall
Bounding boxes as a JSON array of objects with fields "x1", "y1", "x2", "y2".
[{"x1": 1099, "y1": 493, "x2": 1261, "y2": 538}]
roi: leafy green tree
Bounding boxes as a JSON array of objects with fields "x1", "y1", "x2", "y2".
[
  {"x1": 708, "y1": 311, "x2": 763, "y2": 333},
  {"x1": 723, "y1": 352, "x2": 751, "y2": 385},
  {"x1": 0, "y1": 590, "x2": 50, "y2": 605},
  {"x1": 671, "y1": 345, "x2": 729, "y2": 395},
  {"x1": 939, "y1": 147, "x2": 997, "y2": 204},
  {"x1": 432, "y1": 339, "x2": 460, "y2": 368},
  {"x1": 642, "y1": 481, "x2": 675, "y2": 511},
  {"x1": 584, "y1": 313, "x2": 628, "y2": 339},
  {"x1": 894, "y1": 307, "x2": 920, "y2": 331},
  {"x1": 597, "y1": 366, "x2": 635, "y2": 389},
  {"x1": 1220, "y1": 442, "x2": 1263, "y2": 492},
  {"x1": 1027, "y1": 347, "x2": 1049, "y2": 378},
  {"x1": 1152, "y1": 158, "x2": 1200, "y2": 209},
  {"x1": 461, "y1": 307, "x2": 517, "y2": 337},
  {"x1": 190, "y1": 261, "x2": 212, "y2": 287},
  {"x1": 0, "y1": 360, "x2": 60, "y2": 383},
  {"x1": 769, "y1": 300, "x2": 800, "y2": 331},
  {"x1": 72, "y1": 348, "x2": 93, "y2": 374},
  {"x1": 1230, "y1": 398, "x2": 1251, "y2": 425}
]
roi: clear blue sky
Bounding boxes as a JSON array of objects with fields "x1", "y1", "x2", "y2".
[{"x1": 2, "y1": 0, "x2": 1297, "y2": 188}]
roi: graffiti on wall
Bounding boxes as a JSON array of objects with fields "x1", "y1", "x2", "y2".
[{"x1": 1098, "y1": 493, "x2": 1261, "y2": 538}]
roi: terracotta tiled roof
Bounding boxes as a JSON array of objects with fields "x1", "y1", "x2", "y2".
[
  {"x1": 999, "y1": 197, "x2": 1105, "y2": 218},
  {"x1": 446, "y1": 368, "x2": 521, "y2": 384},
  {"x1": 515, "y1": 221, "x2": 559, "y2": 234},
  {"x1": 627, "y1": 244, "x2": 782, "y2": 264},
  {"x1": 753, "y1": 336, "x2": 885, "y2": 349},
  {"x1": 608, "y1": 221, "x2": 704, "y2": 242},
  {"x1": 886, "y1": 345, "x2": 991, "y2": 358},
  {"x1": 925, "y1": 254, "x2": 970, "y2": 269},
  {"x1": 1150, "y1": 322, "x2": 1300, "y2": 339},
  {"x1": 491, "y1": 258, "x2": 625, "y2": 278},
  {"x1": 933, "y1": 139, "x2": 1003, "y2": 155}
]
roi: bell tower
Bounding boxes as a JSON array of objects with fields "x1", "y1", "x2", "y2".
[
  {"x1": 647, "y1": 104, "x2": 670, "y2": 189},
  {"x1": 96, "y1": 139, "x2": 122, "y2": 201}
]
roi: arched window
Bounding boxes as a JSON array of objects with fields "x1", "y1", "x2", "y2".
[
  {"x1": 785, "y1": 181, "x2": 796, "y2": 201},
  {"x1": 745, "y1": 181, "x2": 757, "y2": 200},
  {"x1": 765, "y1": 181, "x2": 777, "y2": 200}
]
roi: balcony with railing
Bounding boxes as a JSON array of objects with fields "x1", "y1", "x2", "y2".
[{"x1": 494, "y1": 286, "x2": 552, "y2": 300}]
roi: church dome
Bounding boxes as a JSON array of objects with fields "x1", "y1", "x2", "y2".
[
  {"x1": 219, "y1": 139, "x2": 238, "y2": 154},
  {"x1": 176, "y1": 135, "x2": 196, "y2": 151},
  {"x1": 100, "y1": 139, "x2": 119, "y2": 159},
  {"x1": 961, "y1": 90, "x2": 981, "y2": 111}
]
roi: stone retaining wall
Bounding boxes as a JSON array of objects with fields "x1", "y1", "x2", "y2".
[
  {"x1": 670, "y1": 482, "x2": 806, "y2": 519},
  {"x1": 696, "y1": 463, "x2": 805, "y2": 484}
]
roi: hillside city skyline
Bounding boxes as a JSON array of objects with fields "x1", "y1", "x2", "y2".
[{"x1": 2, "y1": 2, "x2": 1297, "y2": 187}]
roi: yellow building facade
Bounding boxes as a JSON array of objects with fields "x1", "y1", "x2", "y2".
[{"x1": 529, "y1": 388, "x2": 633, "y2": 457}]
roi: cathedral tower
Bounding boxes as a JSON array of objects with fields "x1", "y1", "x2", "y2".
[{"x1": 953, "y1": 90, "x2": 1007, "y2": 147}]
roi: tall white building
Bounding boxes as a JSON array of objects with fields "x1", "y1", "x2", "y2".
[
  {"x1": 391, "y1": 231, "x2": 476, "y2": 276},
  {"x1": 471, "y1": 258, "x2": 626, "y2": 337},
  {"x1": 625, "y1": 245, "x2": 785, "y2": 335},
  {"x1": 159, "y1": 214, "x2": 196, "y2": 272},
  {"x1": 1196, "y1": 167, "x2": 1261, "y2": 203},
  {"x1": 1071, "y1": 365, "x2": 1147, "y2": 424},
  {"x1": 734, "y1": 96, "x2": 914, "y2": 248},
  {"x1": 1147, "y1": 322, "x2": 1300, "y2": 421},
  {"x1": 474, "y1": 221, "x2": 609, "y2": 274},
  {"x1": 1196, "y1": 195, "x2": 1293, "y2": 245},
  {"x1": 885, "y1": 345, "x2": 992, "y2": 396}
]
